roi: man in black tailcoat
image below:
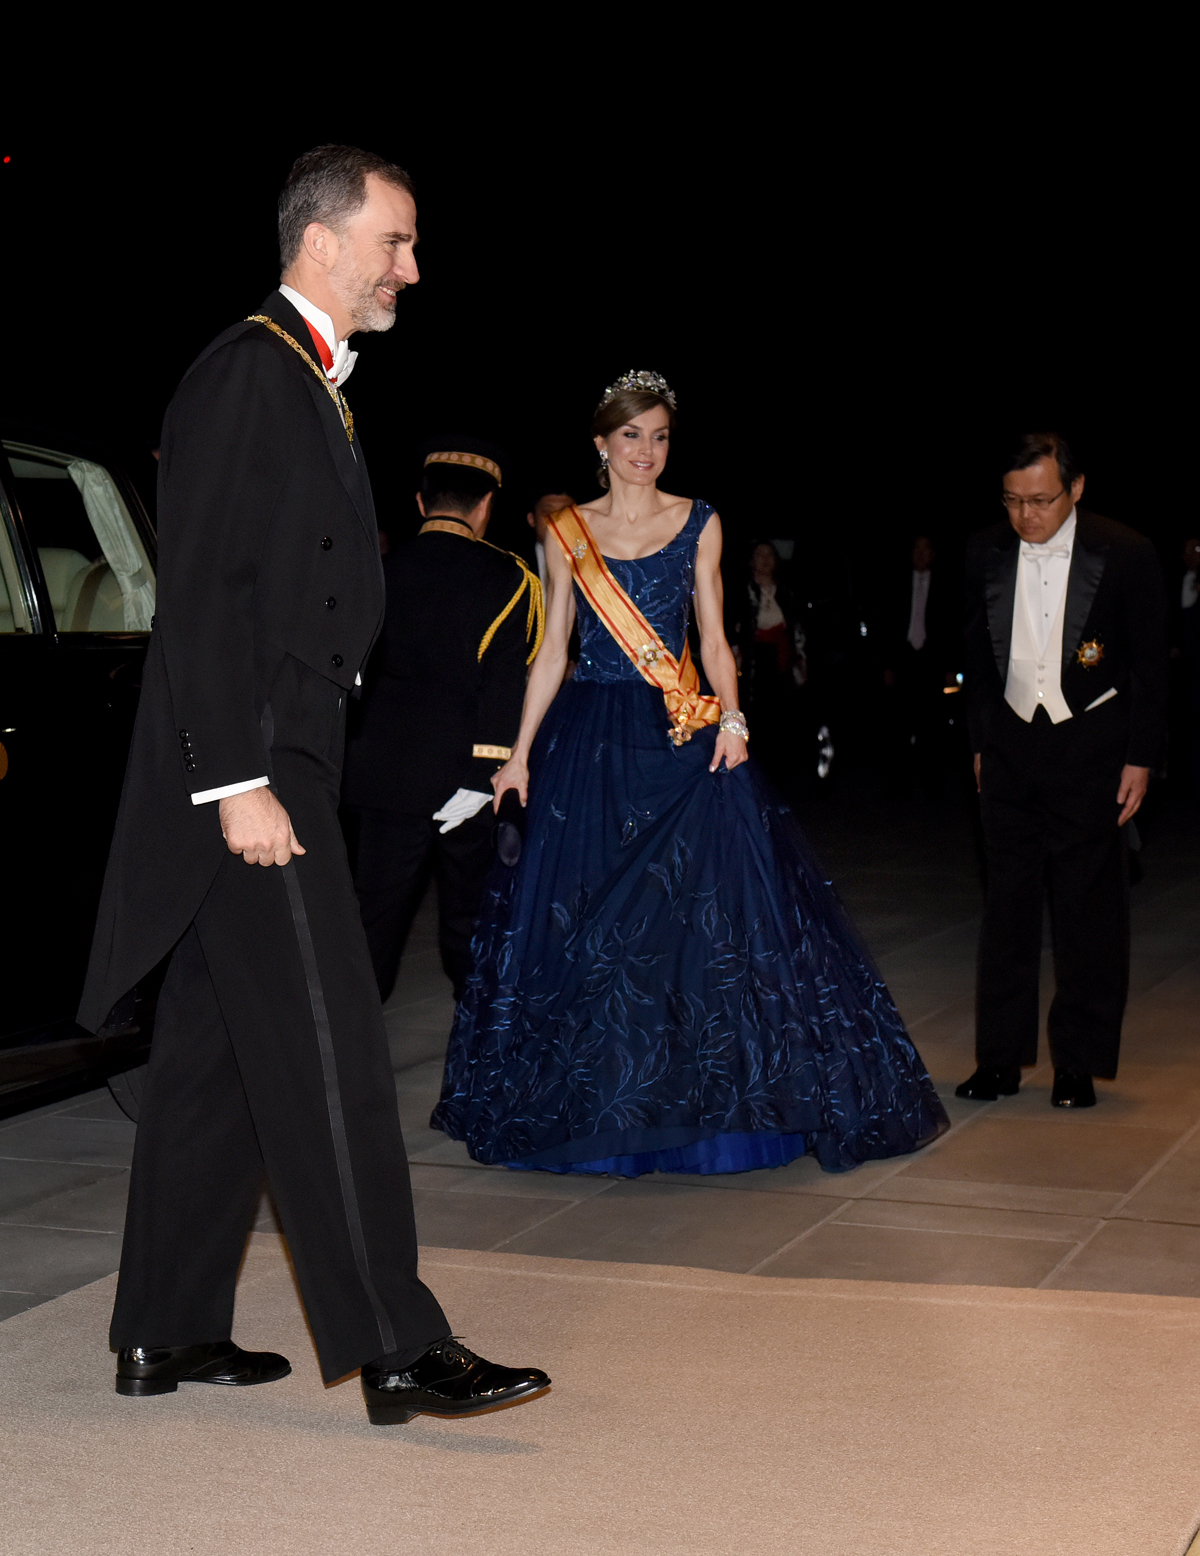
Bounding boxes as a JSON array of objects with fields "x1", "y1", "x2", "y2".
[
  {"x1": 77, "y1": 146, "x2": 547, "y2": 1425},
  {"x1": 342, "y1": 440, "x2": 541, "y2": 1001},
  {"x1": 957, "y1": 433, "x2": 1167, "y2": 1109}
]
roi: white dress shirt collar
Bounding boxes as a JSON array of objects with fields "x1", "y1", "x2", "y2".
[{"x1": 278, "y1": 285, "x2": 357, "y2": 387}]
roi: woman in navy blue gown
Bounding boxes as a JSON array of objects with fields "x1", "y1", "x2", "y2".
[{"x1": 432, "y1": 372, "x2": 948, "y2": 1175}]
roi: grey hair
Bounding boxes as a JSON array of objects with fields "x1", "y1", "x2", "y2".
[{"x1": 278, "y1": 145, "x2": 414, "y2": 270}]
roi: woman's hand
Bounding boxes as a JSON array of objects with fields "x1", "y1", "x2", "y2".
[
  {"x1": 710, "y1": 731, "x2": 748, "y2": 773},
  {"x1": 492, "y1": 754, "x2": 529, "y2": 810}
]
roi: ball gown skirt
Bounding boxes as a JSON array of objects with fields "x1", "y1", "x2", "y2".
[{"x1": 431, "y1": 674, "x2": 949, "y2": 1176}]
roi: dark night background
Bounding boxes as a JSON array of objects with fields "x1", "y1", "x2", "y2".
[{"x1": 1, "y1": 68, "x2": 1188, "y2": 635}]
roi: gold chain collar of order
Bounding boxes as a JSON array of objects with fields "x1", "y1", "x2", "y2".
[{"x1": 245, "y1": 315, "x2": 354, "y2": 445}]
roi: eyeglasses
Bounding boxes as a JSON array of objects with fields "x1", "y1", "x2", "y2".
[{"x1": 1001, "y1": 489, "x2": 1067, "y2": 512}]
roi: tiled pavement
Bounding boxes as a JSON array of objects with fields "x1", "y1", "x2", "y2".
[{"x1": 4, "y1": 788, "x2": 1199, "y2": 1323}]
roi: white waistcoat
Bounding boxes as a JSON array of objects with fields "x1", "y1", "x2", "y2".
[{"x1": 1004, "y1": 570, "x2": 1073, "y2": 723}]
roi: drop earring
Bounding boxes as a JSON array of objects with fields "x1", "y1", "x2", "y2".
[{"x1": 599, "y1": 449, "x2": 609, "y2": 470}]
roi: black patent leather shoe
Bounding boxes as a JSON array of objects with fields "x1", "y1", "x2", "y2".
[
  {"x1": 955, "y1": 1065, "x2": 1021, "y2": 1101},
  {"x1": 1051, "y1": 1070, "x2": 1096, "y2": 1108},
  {"x1": 361, "y1": 1338, "x2": 550, "y2": 1426},
  {"x1": 115, "y1": 1340, "x2": 291, "y2": 1397}
]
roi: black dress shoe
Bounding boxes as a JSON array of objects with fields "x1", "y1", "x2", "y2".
[
  {"x1": 115, "y1": 1341, "x2": 291, "y2": 1397},
  {"x1": 955, "y1": 1065, "x2": 1021, "y2": 1101},
  {"x1": 1051, "y1": 1070, "x2": 1096, "y2": 1108},
  {"x1": 361, "y1": 1338, "x2": 550, "y2": 1426}
]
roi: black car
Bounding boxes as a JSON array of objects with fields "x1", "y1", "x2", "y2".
[{"x1": 0, "y1": 433, "x2": 157, "y2": 1112}]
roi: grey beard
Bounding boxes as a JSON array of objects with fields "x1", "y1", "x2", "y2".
[{"x1": 348, "y1": 280, "x2": 398, "y2": 334}]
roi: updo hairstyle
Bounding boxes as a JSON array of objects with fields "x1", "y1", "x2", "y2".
[{"x1": 591, "y1": 388, "x2": 677, "y2": 490}]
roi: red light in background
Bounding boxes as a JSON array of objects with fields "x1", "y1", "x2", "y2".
[{"x1": 2, "y1": 156, "x2": 10, "y2": 164}]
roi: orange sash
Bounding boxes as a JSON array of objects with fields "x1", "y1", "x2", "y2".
[{"x1": 547, "y1": 506, "x2": 720, "y2": 746}]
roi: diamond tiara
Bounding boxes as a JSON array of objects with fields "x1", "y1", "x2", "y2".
[{"x1": 597, "y1": 369, "x2": 676, "y2": 412}]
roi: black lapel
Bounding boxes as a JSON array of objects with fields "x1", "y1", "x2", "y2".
[
  {"x1": 254, "y1": 291, "x2": 378, "y2": 545},
  {"x1": 1061, "y1": 510, "x2": 1107, "y2": 672},
  {"x1": 983, "y1": 529, "x2": 1018, "y2": 680}
]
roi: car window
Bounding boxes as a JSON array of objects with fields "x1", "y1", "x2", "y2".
[
  {"x1": 3, "y1": 441, "x2": 155, "y2": 633},
  {"x1": 0, "y1": 486, "x2": 35, "y2": 633}
]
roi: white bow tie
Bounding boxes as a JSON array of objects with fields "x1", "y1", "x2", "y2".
[
  {"x1": 1021, "y1": 542, "x2": 1070, "y2": 560},
  {"x1": 328, "y1": 339, "x2": 357, "y2": 388}
]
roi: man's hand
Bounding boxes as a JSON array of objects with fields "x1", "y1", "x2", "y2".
[
  {"x1": 1117, "y1": 764, "x2": 1150, "y2": 826},
  {"x1": 218, "y1": 788, "x2": 305, "y2": 866}
]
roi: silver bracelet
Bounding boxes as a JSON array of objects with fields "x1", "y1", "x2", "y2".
[{"x1": 719, "y1": 710, "x2": 749, "y2": 742}]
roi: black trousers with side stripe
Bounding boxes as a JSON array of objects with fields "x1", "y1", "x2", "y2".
[
  {"x1": 110, "y1": 667, "x2": 449, "y2": 1384},
  {"x1": 975, "y1": 701, "x2": 1130, "y2": 1080}
]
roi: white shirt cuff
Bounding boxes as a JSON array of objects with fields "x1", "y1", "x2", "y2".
[{"x1": 190, "y1": 775, "x2": 270, "y2": 806}]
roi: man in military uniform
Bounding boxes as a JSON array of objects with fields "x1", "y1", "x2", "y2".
[{"x1": 343, "y1": 441, "x2": 542, "y2": 1001}]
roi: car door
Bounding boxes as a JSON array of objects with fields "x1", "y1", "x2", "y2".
[{"x1": 0, "y1": 438, "x2": 156, "y2": 1099}]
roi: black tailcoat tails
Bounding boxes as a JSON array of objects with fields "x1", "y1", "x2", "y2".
[
  {"x1": 964, "y1": 509, "x2": 1167, "y2": 1080},
  {"x1": 342, "y1": 525, "x2": 534, "y2": 1000},
  {"x1": 78, "y1": 292, "x2": 449, "y2": 1382}
]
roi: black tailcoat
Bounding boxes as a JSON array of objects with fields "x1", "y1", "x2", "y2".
[
  {"x1": 342, "y1": 526, "x2": 533, "y2": 999},
  {"x1": 965, "y1": 509, "x2": 1167, "y2": 768},
  {"x1": 963, "y1": 509, "x2": 1167, "y2": 1079},
  {"x1": 80, "y1": 292, "x2": 385, "y2": 1030},
  {"x1": 79, "y1": 292, "x2": 448, "y2": 1381}
]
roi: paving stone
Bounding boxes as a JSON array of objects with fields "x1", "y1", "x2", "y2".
[
  {"x1": 759, "y1": 1222, "x2": 1072, "y2": 1287},
  {"x1": 498, "y1": 1180, "x2": 839, "y2": 1273},
  {"x1": 413, "y1": 1188, "x2": 573, "y2": 1252},
  {"x1": 832, "y1": 1196, "x2": 1100, "y2": 1244},
  {"x1": 0, "y1": 1115, "x2": 136, "y2": 1169},
  {"x1": 897, "y1": 1117, "x2": 1178, "y2": 1195},
  {"x1": 0, "y1": 1159, "x2": 126, "y2": 1218},
  {"x1": 0, "y1": 1224, "x2": 122, "y2": 1295},
  {"x1": 57, "y1": 1090, "x2": 131, "y2": 1122},
  {"x1": 1044, "y1": 1219, "x2": 1200, "y2": 1298},
  {"x1": 2, "y1": 1172, "x2": 130, "y2": 1234},
  {"x1": 0, "y1": 1292, "x2": 43, "y2": 1321},
  {"x1": 1115, "y1": 1132, "x2": 1200, "y2": 1226},
  {"x1": 865, "y1": 1176, "x2": 1123, "y2": 1219},
  {"x1": 408, "y1": 1163, "x2": 617, "y2": 1203}
]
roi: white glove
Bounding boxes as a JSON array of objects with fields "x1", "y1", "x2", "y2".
[{"x1": 432, "y1": 788, "x2": 494, "y2": 834}]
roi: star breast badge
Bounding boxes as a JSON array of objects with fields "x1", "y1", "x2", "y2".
[{"x1": 1076, "y1": 639, "x2": 1105, "y2": 667}]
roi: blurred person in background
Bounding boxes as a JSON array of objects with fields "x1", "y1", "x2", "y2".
[
  {"x1": 879, "y1": 533, "x2": 962, "y2": 797},
  {"x1": 727, "y1": 540, "x2": 806, "y2": 786},
  {"x1": 1169, "y1": 535, "x2": 1200, "y2": 804}
]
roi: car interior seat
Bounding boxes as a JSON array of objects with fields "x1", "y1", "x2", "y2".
[
  {"x1": 37, "y1": 547, "x2": 97, "y2": 630},
  {"x1": 38, "y1": 550, "x2": 122, "y2": 628},
  {"x1": 67, "y1": 558, "x2": 124, "y2": 630}
]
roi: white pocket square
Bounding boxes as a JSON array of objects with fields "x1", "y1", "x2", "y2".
[{"x1": 1084, "y1": 687, "x2": 1118, "y2": 711}]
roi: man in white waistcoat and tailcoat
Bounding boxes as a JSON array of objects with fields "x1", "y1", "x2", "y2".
[{"x1": 957, "y1": 432, "x2": 1167, "y2": 1108}]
